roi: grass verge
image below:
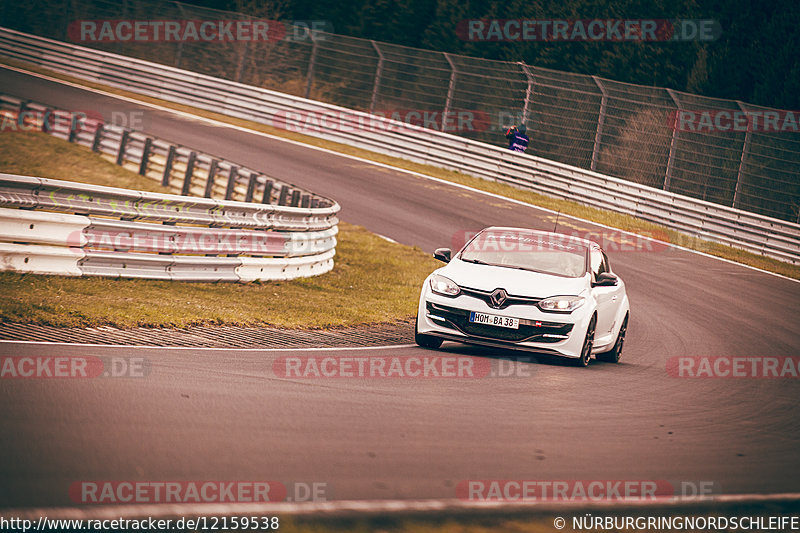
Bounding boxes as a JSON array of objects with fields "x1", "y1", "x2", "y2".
[
  {"x1": 0, "y1": 132, "x2": 439, "y2": 328},
  {"x1": 2, "y1": 56, "x2": 797, "y2": 280}
]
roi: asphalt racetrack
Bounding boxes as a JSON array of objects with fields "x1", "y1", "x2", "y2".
[{"x1": 1, "y1": 66, "x2": 800, "y2": 509}]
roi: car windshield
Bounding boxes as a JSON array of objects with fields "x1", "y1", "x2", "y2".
[{"x1": 459, "y1": 229, "x2": 588, "y2": 277}]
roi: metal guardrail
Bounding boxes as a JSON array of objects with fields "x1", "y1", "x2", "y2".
[
  {"x1": 1, "y1": 27, "x2": 798, "y2": 264},
  {"x1": 0, "y1": 175, "x2": 339, "y2": 281}
]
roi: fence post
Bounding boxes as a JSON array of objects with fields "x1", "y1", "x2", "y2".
[
  {"x1": 519, "y1": 63, "x2": 535, "y2": 126},
  {"x1": 590, "y1": 76, "x2": 608, "y2": 172},
  {"x1": 173, "y1": 1, "x2": 185, "y2": 68},
  {"x1": 370, "y1": 40, "x2": 384, "y2": 114},
  {"x1": 442, "y1": 53, "x2": 457, "y2": 132},
  {"x1": 732, "y1": 100, "x2": 751, "y2": 210},
  {"x1": 664, "y1": 89, "x2": 682, "y2": 192},
  {"x1": 236, "y1": 38, "x2": 250, "y2": 83},
  {"x1": 304, "y1": 39, "x2": 319, "y2": 99}
]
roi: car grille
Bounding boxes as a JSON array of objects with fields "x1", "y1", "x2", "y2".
[
  {"x1": 460, "y1": 287, "x2": 542, "y2": 310},
  {"x1": 426, "y1": 302, "x2": 573, "y2": 343}
]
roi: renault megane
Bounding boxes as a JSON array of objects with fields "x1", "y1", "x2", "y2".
[{"x1": 415, "y1": 227, "x2": 630, "y2": 366}]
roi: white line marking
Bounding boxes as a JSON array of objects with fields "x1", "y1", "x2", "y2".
[
  {"x1": 4, "y1": 494, "x2": 800, "y2": 520},
  {"x1": 376, "y1": 233, "x2": 398, "y2": 243},
  {"x1": 3, "y1": 63, "x2": 798, "y2": 286},
  {"x1": 0, "y1": 340, "x2": 416, "y2": 351}
]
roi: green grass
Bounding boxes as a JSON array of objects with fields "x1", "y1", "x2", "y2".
[
  {"x1": 0, "y1": 132, "x2": 438, "y2": 328},
  {"x1": 2, "y1": 56, "x2": 796, "y2": 280}
]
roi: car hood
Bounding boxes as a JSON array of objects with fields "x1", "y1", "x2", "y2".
[{"x1": 439, "y1": 258, "x2": 589, "y2": 297}]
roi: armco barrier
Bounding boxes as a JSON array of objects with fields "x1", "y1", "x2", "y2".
[
  {"x1": 0, "y1": 27, "x2": 798, "y2": 264},
  {"x1": 0, "y1": 175, "x2": 339, "y2": 282}
]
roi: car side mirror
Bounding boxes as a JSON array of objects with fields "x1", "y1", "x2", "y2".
[
  {"x1": 433, "y1": 248, "x2": 451, "y2": 263},
  {"x1": 593, "y1": 272, "x2": 618, "y2": 287}
]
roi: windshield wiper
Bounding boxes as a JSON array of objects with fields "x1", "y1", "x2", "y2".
[{"x1": 461, "y1": 257, "x2": 491, "y2": 265}]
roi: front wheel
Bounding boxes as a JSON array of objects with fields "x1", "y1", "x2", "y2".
[
  {"x1": 415, "y1": 315, "x2": 443, "y2": 349},
  {"x1": 597, "y1": 314, "x2": 628, "y2": 363},
  {"x1": 571, "y1": 315, "x2": 596, "y2": 367}
]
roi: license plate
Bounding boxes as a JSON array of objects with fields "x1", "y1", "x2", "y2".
[{"x1": 469, "y1": 312, "x2": 519, "y2": 329}]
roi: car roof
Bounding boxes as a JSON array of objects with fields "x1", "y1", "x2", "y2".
[{"x1": 478, "y1": 226, "x2": 599, "y2": 250}]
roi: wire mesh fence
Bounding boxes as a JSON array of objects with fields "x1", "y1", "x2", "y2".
[{"x1": 3, "y1": 0, "x2": 799, "y2": 223}]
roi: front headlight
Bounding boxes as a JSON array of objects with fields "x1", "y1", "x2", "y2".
[
  {"x1": 538, "y1": 295, "x2": 585, "y2": 313},
  {"x1": 429, "y1": 274, "x2": 460, "y2": 297}
]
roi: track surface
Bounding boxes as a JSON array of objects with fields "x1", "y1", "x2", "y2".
[{"x1": 2, "y1": 67, "x2": 800, "y2": 508}]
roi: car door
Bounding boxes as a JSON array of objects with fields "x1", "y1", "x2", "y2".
[{"x1": 590, "y1": 248, "x2": 622, "y2": 339}]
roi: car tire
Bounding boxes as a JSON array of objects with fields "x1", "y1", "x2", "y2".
[
  {"x1": 571, "y1": 314, "x2": 596, "y2": 367},
  {"x1": 597, "y1": 313, "x2": 628, "y2": 363},
  {"x1": 415, "y1": 315, "x2": 443, "y2": 349}
]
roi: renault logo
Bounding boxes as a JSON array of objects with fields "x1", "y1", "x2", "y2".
[{"x1": 489, "y1": 288, "x2": 508, "y2": 308}]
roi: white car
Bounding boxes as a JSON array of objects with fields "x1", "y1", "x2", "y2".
[{"x1": 415, "y1": 227, "x2": 630, "y2": 366}]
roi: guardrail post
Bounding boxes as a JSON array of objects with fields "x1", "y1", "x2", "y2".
[
  {"x1": 304, "y1": 39, "x2": 319, "y2": 99},
  {"x1": 442, "y1": 53, "x2": 457, "y2": 132},
  {"x1": 590, "y1": 76, "x2": 608, "y2": 172},
  {"x1": 162, "y1": 145, "x2": 176, "y2": 186},
  {"x1": 732, "y1": 100, "x2": 751, "y2": 209},
  {"x1": 116, "y1": 130, "x2": 130, "y2": 166},
  {"x1": 204, "y1": 159, "x2": 219, "y2": 198},
  {"x1": 519, "y1": 63, "x2": 535, "y2": 126},
  {"x1": 664, "y1": 89, "x2": 681, "y2": 192},
  {"x1": 301, "y1": 193, "x2": 310, "y2": 208},
  {"x1": 139, "y1": 137, "x2": 153, "y2": 176},
  {"x1": 290, "y1": 190, "x2": 301, "y2": 207},
  {"x1": 68, "y1": 113, "x2": 79, "y2": 143},
  {"x1": 278, "y1": 185, "x2": 290, "y2": 205},
  {"x1": 261, "y1": 180, "x2": 274, "y2": 204},
  {"x1": 245, "y1": 173, "x2": 258, "y2": 202},
  {"x1": 91, "y1": 125, "x2": 104, "y2": 152},
  {"x1": 182, "y1": 151, "x2": 197, "y2": 196},
  {"x1": 370, "y1": 40, "x2": 384, "y2": 114},
  {"x1": 17, "y1": 101, "x2": 28, "y2": 128},
  {"x1": 225, "y1": 165, "x2": 239, "y2": 200},
  {"x1": 42, "y1": 108, "x2": 53, "y2": 133}
]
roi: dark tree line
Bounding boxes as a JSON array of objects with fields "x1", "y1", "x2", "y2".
[{"x1": 195, "y1": 0, "x2": 800, "y2": 110}]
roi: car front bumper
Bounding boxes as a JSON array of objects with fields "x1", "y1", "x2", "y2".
[{"x1": 418, "y1": 286, "x2": 593, "y2": 359}]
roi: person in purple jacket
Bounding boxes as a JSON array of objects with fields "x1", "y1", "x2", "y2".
[{"x1": 504, "y1": 123, "x2": 529, "y2": 152}]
